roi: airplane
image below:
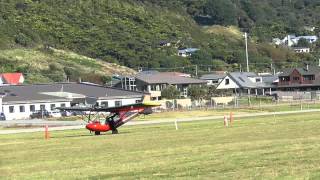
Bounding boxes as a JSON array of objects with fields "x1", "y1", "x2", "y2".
[{"x1": 56, "y1": 101, "x2": 160, "y2": 135}]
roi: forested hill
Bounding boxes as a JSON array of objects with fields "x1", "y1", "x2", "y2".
[{"x1": 0, "y1": 0, "x2": 320, "y2": 83}]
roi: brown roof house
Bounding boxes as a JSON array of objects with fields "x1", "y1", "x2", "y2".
[
  {"x1": 114, "y1": 71, "x2": 207, "y2": 100},
  {"x1": 278, "y1": 65, "x2": 320, "y2": 91}
]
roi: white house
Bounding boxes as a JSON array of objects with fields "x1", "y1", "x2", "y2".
[
  {"x1": 178, "y1": 48, "x2": 200, "y2": 57},
  {"x1": 216, "y1": 72, "x2": 277, "y2": 95},
  {"x1": 293, "y1": 47, "x2": 310, "y2": 53},
  {"x1": 0, "y1": 82, "x2": 146, "y2": 120},
  {"x1": 274, "y1": 35, "x2": 318, "y2": 47}
]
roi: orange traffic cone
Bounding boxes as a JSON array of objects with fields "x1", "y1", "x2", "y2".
[{"x1": 45, "y1": 125, "x2": 50, "y2": 140}]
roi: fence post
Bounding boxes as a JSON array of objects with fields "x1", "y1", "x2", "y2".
[
  {"x1": 224, "y1": 115, "x2": 228, "y2": 127},
  {"x1": 175, "y1": 119, "x2": 178, "y2": 130}
]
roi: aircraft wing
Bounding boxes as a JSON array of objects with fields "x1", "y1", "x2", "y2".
[
  {"x1": 94, "y1": 101, "x2": 161, "y2": 112},
  {"x1": 56, "y1": 101, "x2": 160, "y2": 112},
  {"x1": 55, "y1": 106, "x2": 94, "y2": 111}
]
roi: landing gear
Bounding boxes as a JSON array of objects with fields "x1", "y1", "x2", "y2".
[
  {"x1": 112, "y1": 129, "x2": 118, "y2": 134},
  {"x1": 106, "y1": 113, "x2": 119, "y2": 135},
  {"x1": 94, "y1": 131, "x2": 101, "y2": 135}
]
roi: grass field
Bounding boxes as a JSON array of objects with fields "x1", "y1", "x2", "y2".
[
  {"x1": 136, "y1": 102, "x2": 320, "y2": 121},
  {"x1": 1, "y1": 112, "x2": 320, "y2": 179}
]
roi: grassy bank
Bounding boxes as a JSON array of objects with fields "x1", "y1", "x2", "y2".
[{"x1": 1, "y1": 112, "x2": 320, "y2": 179}]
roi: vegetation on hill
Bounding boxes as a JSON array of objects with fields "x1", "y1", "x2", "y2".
[
  {"x1": 0, "y1": 47, "x2": 135, "y2": 83},
  {"x1": 0, "y1": 0, "x2": 320, "y2": 82}
]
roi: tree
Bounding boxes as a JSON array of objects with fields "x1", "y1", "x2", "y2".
[
  {"x1": 188, "y1": 86, "x2": 207, "y2": 102},
  {"x1": 161, "y1": 85, "x2": 180, "y2": 99}
]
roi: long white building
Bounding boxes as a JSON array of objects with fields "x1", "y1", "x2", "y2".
[{"x1": 0, "y1": 82, "x2": 146, "y2": 120}]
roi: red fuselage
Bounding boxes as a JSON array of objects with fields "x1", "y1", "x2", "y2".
[
  {"x1": 85, "y1": 106, "x2": 148, "y2": 133},
  {"x1": 86, "y1": 121, "x2": 111, "y2": 132}
]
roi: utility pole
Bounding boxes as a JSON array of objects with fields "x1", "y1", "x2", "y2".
[
  {"x1": 195, "y1": 65, "x2": 198, "y2": 77},
  {"x1": 244, "y1": 32, "x2": 249, "y2": 72}
]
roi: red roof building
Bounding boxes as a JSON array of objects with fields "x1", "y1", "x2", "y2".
[{"x1": 0, "y1": 73, "x2": 24, "y2": 85}]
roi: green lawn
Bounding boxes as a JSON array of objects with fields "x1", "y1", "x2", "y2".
[
  {"x1": 1, "y1": 112, "x2": 320, "y2": 179},
  {"x1": 136, "y1": 102, "x2": 320, "y2": 121}
]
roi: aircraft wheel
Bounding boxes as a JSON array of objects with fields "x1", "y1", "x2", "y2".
[
  {"x1": 95, "y1": 131, "x2": 101, "y2": 135},
  {"x1": 112, "y1": 129, "x2": 118, "y2": 134}
]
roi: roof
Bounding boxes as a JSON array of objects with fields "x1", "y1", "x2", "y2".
[
  {"x1": 298, "y1": 36, "x2": 318, "y2": 40},
  {"x1": 225, "y1": 72, "x2": 273, "y2": 88},
  {"x1": 0, "y1": 82, "x2": 145, "y2": 104},
  {"x1": 160, "y1": 72, "x2": 191, "y2": 77},
  {"x1": 1, "y1": 73, "x2": 23, "y2": 85},
  {"x1": 135, "y1": 72, "x2": 206, "y2": 85},
  {"x1": 293, "y1": 47, "x2": 310, "y2": 49},
  {"x1": 261, "y1": 75, "x2": 278, "y2": 84},
  {"x1": 228, "y1": 72, "x2": 261, "y2": 88},
  {"x1": 178, "y1": 48, "x2": 200, "y2": 54},
  {"x1": 200, "y1": 74, "x2": 226, "y2": 80},
  {"x1": 279, "y1": 67, "x2": 320, "y2": 76}
]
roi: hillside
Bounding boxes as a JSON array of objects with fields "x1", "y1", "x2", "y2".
[
  {"x1": 0, "y1": 47, "x2": 135, "y2": 83},
  {"x1": 0, "y1": 0, "x2": 320, "y2": 82}
]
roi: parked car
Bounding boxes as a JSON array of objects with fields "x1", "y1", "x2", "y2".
[
  {"x1": 48, "y1": 110, "x2": 62, "y2": 118},
  {"x1": 30, "y1": 110, "x2": 50, "y2": 119},
  {"x1": 0, "y1": 113, "x2": 6, "y2": 121},
  {"x1": 61, "y1": 110, "x2": 73, "y2": 117}
]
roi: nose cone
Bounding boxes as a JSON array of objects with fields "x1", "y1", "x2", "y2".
[
  {"x1": 86, "y1": 121, "x2": 110, "y2": 132},
  {"x1": 86, "y1": 123, "x2": 96, "y2": 131}
]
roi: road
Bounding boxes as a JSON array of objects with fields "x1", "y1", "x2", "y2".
[{"x1": 1, "y1": 109, "x2": 320, "y2": 135}]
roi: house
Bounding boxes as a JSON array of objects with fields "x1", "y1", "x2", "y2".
[
  {"x1": 200, "y1": 72, "x2": 226, "y2": 86},
  {"x1": 0, "y1": 82, "x2": 146, "y2": 120},
  {"x1": 216, "y1": 72, "x2": 277, "y2": 95},
  {"x1": 0, "y1": 73, "x2": 24, "y2": 85},
  {"x1": 293, "y1": 47, "x2": 310, "y2": 53},
  {"x1": 114, "y1": 71, "x2": 207, "y2": 100},
  {"x1": 278, "y1": 66, "x2": 320, "y2": 91},
  {"x1": 273, "y1": 35, "x2": 318, "y2": 47},
  {"x1": 159, "y1": 41, "x2": 171, "y2": 47},
  {"x1": 160, "y1": 72, "x2": 191, "y2": 78},
  {"x1": 178, "y1": 48, "x2": 199, "y2": 57}
]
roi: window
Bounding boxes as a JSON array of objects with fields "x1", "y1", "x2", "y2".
[
  {"x1": 40, "y1": 104, "x2": 45, "y2": 110},
  {"x1": 256, "y1": 78, "x2": 261, "y2": 82},
  {"x1": 115, "y1": 101, "x2": 122, "y2": 107},
  {"x1": 30, "y1": 105, "x2": 35, "y2": 112},
  {"x1": 280, "y1": 76, "x2": 290, "y2": 81},
  {"x1": 293, "y1": 77, "x2": 300, "y2": 81},
  {"x1": 60, "y1": 103, "x2": 66, "y2": 107},
  {"x1": 9, "y1": 106, "x2": 14, "y2": 113},
  {"x1": 151, "y1": 85, "x2": 157, "y2": 91},
  {"x1": 101, "y1": 101, "x2": 108, "y2": 107},
  {"x1": 225, "y1": 79, "x2": 230, "y2": 85},
  {"x1": 135, "y1": 100, "x2": 142, "y2": 103},
  {"x1": 50, "y1": 104, "x2": 56, "y2": 110},
  {"x1": 19, "y1": 106, "x2": 25, "y2": 113},
  {"x1": 303, "y1": 75, "x2": 315, "y2": 81}
]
